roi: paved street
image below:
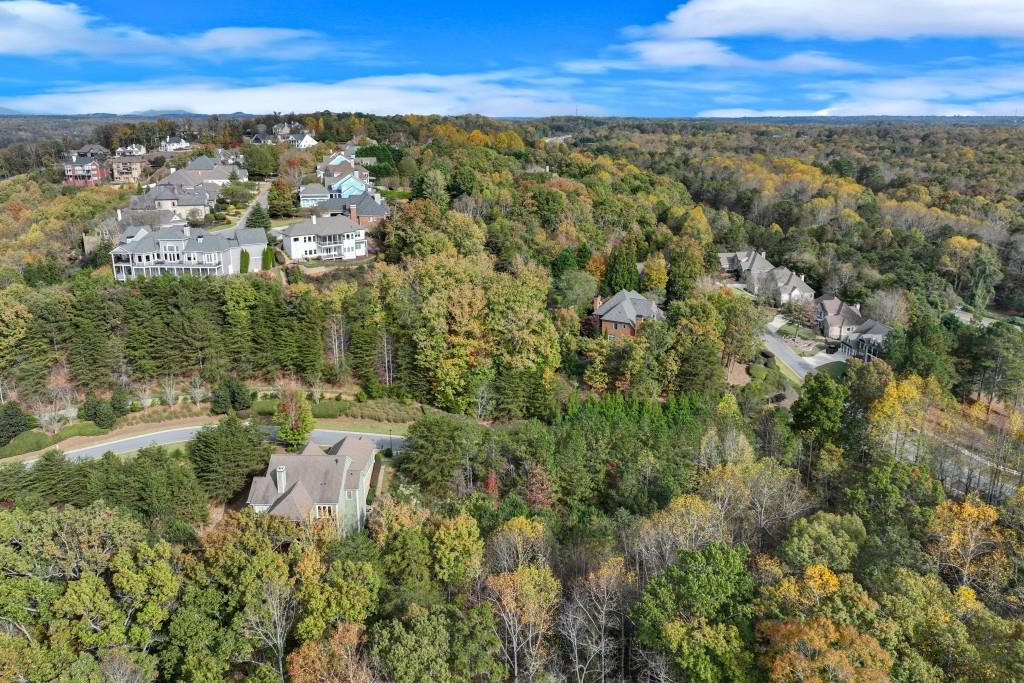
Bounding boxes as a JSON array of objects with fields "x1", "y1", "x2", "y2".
[
  {"x1": 27, "y1": 425, "x2": 405, "y2": 465},
  {"x1": 762, "y1": 318, "x2": 814, "y2": 379}
]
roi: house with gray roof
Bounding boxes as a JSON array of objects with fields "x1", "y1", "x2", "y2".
[
  {"x1": 247, "y1": 435, "x2": 377, "y2": 533},
  {"x1": 758, "y1": 266, "x2": 816, "y2": 306},
  {"x1": 280, "y1": 214, "x2": 367, "y2": 261},
  {"x1": 110, "y1": 223, "x2": 267, "y2": 281},
  {"x1": 314, "y1": 192, "x2": 389, "y2": 226},
  {"x1": 299, "y1": 183, "x2": 330, "y2": 208},
  {"x1": 842, "y1": 319, "x2": 892, "y2": 361},
  {"x1": 592, "y1": 289, "x2": 666, "y2": 338},
  {"x1": 815, "y1": 294, "x2": 864, "y2": 339},
  {"x1": 718, "y1": 249, "x2": 775, "y2": 278},
  {"x1": 185, "y1": 155, "x2": 248, "y2": 184},
  {"x1": 159, "y1": 136, "x2": 191, "y2": 153}
]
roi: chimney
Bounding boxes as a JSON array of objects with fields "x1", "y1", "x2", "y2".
[
  {"x1": 853, "y1": 303, "x2": 861, "y2": 312},
  {"x1": 349, "y1": 203, "x2": 358, "y2": 223},
  {"x1": 183, "y1": 224, "x2": 190, "y2": 237},
  {"x1": 593, "y1": 295, "x2": 603, "y2": 313},
  {"x1": 197, "y1": 234, "x2": 204, "y2": 244},
  {"x1": 276, "y1": 465, "x2": 287, "y2": 494}
]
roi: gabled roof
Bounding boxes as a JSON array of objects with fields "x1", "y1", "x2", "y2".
[
  {"x1": 246, "y1": 435, "x2": 378, "y2": 520},
  {"x1": 816, "y1": 294, "x2": 863, "y2": 327},
  {"x1": 159, "y1": 169, "x2": 204, "y2": 188},
  {"x1": 300, "y1": 183, "x2": 330, "y2": 198},
  {"x1": 596, "y1": 289, "x2": 666, "y2": 327},
  {"x1": 766, "y1": 266, "x2": 815, "y2": 296},
  {"x1": 851, "y1": 319, "x2": 891, "y2": 338},
  {"x1": 282, "y1": 214, "x2": 362, "y2": 238},
  {"x1": 185, "y1": 156, "x2": 217, "y2": 171},
  {"x1": 719, "y1": 249, "x2": 775, "y2": 274},
  {"x1": 321, "y1": 192, "x2": 389, "y2": 217}
]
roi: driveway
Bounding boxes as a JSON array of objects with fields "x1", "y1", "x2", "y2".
[
  {"x1": 763, "y1": 315, "x2": 813, "y2": 379},
  {"x1": 233, "y1": 183, "x2": 270, "y2": 230},
  {"x1": 27, "y1": 426, "x2": 405, "y2": 465}
]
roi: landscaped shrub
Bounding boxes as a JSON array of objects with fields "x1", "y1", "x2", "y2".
[
  {"x1": 0, "y1": 430, "x2": 51, "y2": 458},
  {"x1": 749, "y1": 365, "x2": 768, "y2": 381},
  {"x1": 252, "y1": 399, "x2": 279, "y2": 416}
]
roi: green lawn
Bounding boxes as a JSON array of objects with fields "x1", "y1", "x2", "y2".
[
  {"x1": 816, "y1": 361, "x2": 848, "y2": 380},
  {"x1": 779, "y1": 323, "x2": 819, "y2": 340},
  {"x1": 315, "y1": 419, "x2": 410, "y2": 437}
]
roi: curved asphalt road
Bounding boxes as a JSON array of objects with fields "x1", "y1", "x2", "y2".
[{"x1": 27, "y1": 426, "x2": 405, "y2": 465}]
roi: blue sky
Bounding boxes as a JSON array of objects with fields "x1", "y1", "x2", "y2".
[{"x1": 2, "y1": 0, "x2": 1024, "y2": 117}]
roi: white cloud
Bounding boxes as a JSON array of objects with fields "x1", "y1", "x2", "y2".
[
  {"x1": 0, "y1": 72, "x2": 603, "y2": 117},
  {"x1": 651, "y1": 0, "x2": 1024, "y2": 41},
  {"x1": 0, "y1": 1, "x2": 331, "y2": 59},
  {"x1": 699, "y1": 64, "x2": 1024, "y2": 116}
]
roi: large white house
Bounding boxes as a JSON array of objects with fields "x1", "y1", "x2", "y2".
[
  {"x1": 111, "y1": 223, "x2": 267, "y2": 280},
  {"x1": 280, "y1": 214, "x2": 367, "y2": 262},
  {"x1": 159, "y1": 136, "x2": 191, "y2": 153}
]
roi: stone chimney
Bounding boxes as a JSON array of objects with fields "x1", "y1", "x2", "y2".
[
  {"x1": 276, "y1": 465, "x2": 287, "y2": 494},
  {"x1": 349, "y1": 203, "x2": 358, "y2": 224},
  {"x1": 593, "y1": 295, "x2": 603, "y2": 313}
]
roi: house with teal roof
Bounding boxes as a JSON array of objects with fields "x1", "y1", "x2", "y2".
[{"x1": 327, "y1": 172, "x2": 368, "y2": 199}]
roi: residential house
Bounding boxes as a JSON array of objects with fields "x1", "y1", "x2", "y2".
[
  {"x1": 111, "y1": 222, "x2": 267, "y2": 280},
  {"x1": 63, "y1": 154, "x2": 108, "y2": 186},
  {"x1": 249, "y1": 132, "x2": 273, "y2": 145},
  {"x1": 815, "y1": 294, "x2": 864, "y2": 339},
  {"x1": 759, "y1": 266, "x2": 815, "y2": 305},
  {"x1": 184, "y1": 155, "x2": 248, "y2": 184},
  {"x1": 812, "y1": 293, "x2": 891, "y2": 359},
  {"x1": 247, "y1": 435, "x2": 377, "y2": 533},
  {"x1": 318, "y1": 192, "x2": 389, "y2": 227},
  {"x1": 299, "y1": 183, "x2": 330, "y2": 208},
  {"x1": 325, "y1": 172, "x2": 369, "y2": 199},
  {"x1": 115, "y1": 143, "x2": 146, "y2": 157},
  {"x1": 72, "y1": 144, "x2": 110, "y2": 160},
  {"x1": 128, "y1": 171, "x2": 219, "y2": 221},
  {"x1": 280, "y1": 214, "x2": 367, "y2": 262},
  {"x1": 592, "y1": 289, "x2": 666, "y2": 338},
  {"x1": 288, "y1": 133, "x2": 318, "y2": 149},
  {"x1": 110, "y1": 156, "x2": 147, "y2": 184},
  {"x1": 159, "y1": 136, "x2": 191, "y2": 153},
  {"x1": 718, "y1": 249, "x2": 775, "y2": 282},
  {"x1": 843, "y1": 319, "x2": 892, "y2": 360}
]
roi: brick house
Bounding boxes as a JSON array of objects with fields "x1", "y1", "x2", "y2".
[{"x1": 593, "y1": 289, "x2": 666, "y2": 338}]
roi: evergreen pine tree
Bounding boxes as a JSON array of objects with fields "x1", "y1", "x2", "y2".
[
  {"x1": 68, "y1": 286, "x2": 113, "y2": 390},
  {"x1": 246, "y1": 204, "x2": 272, "y2": 230},
  {"x1": 0, "y1": 402, "x2": 28, "y2": 447}
]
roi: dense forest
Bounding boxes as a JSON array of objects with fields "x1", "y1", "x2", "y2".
[{"x1": 3, "y1": 113, "x2": 1024, "y2": 681}]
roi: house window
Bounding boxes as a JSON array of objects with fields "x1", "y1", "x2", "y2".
[
  {"x1": 346, "y1": 490, "x2": 354, "y2": 500},
  {"x1": 315, "y1": 505, "x2": 335, "y2": 518}
]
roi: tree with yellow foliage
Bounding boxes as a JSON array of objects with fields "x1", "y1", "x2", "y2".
[{"x1": 924, "y1": 493, "x2": 1009, "y2": 594}]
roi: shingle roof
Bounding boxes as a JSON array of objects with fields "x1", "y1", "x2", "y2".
[
  {"x1": 719, "y1": 249, "x2": 775, "y2": 274},
  {"x1": 766, "y1": 266, "x2": 815, "y2": 296},
  {"x1": 185, "y1": 156, "x2": 217, "y2": 171},
  {"x1": 596, "y1": 290, "x2": 666, "y2": 326},
  {"x1": 300, "y1": 183, "x2": 329, "y2": 197},
  {"x1": 246, "y1": 435, "x2": 377, "y2": 520},
  {"x1": 281, "y1": 214, "x2": 363, "y2": 238}
]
